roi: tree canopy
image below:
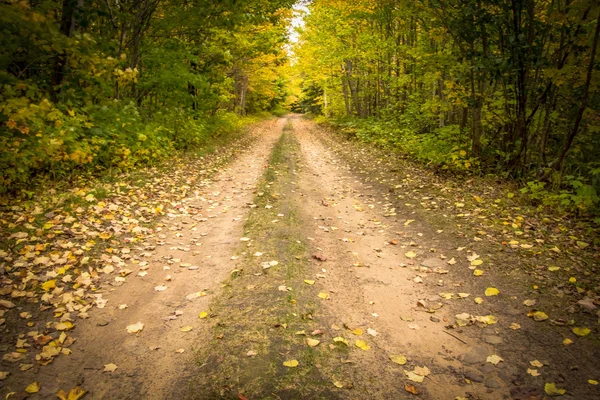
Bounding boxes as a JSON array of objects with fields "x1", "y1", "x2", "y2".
[{"x1": 0, "y1": 0, "x2": 294, "y2": 194}]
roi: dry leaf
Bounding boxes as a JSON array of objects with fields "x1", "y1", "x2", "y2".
[
  {"x1": 486, "y1": 355, "x2": 503, "y2": 365},
  {"x1": 25, "y1": 381, "x2": 40, "y2": 394},
  {"x1": 283, "y1": 360, "x2": 298, "y2": 367},
  {"x1": 485, "y1": 287, "x2": 499, "y2": 296},
  {"x1": 355, "y1": 339, "x2": 370, "y2": 350},
  {"x1": 103, "y1": 363, "x2": 118, "y2": 372},
  {"x1": 390, "y1": 354, "x2": 407, "y2": 365},
  {"x1": 544, "y1": 382, "x2": 566, "y2": 396},
  {"x1": 126, "y1": 322, "x2": 144, "y2": 333}
]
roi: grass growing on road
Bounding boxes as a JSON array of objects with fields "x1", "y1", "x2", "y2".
[{"x1": 190, "y1": 121, "x2": 341, "y2": 400}]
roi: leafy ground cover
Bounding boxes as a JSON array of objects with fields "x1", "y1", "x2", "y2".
[{"x1": 0, "y1": 121, "x2": 261, "y2": 393}]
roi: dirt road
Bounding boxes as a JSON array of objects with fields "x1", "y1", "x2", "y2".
[{"x1": 1, "y1": 116, "x2": 598, "y2": 399}]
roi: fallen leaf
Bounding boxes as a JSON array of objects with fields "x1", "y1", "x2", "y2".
[
  {"x1": 530, "y1": 360, "x2": 544, "y2": 368},
  {"x1": 405, "y1": 250, "x2": 417, "y2": 259},
  {"x1": 572, "y1": 327, "x2": 591, "y2": 337},
  {"x1": 485, "y1": 287, "x2": 499, "y2": 296},
  {"x1": 333, "y1": 337, "x2": 349, "y2": 345},
  {"x1": 471, "y1": 259, "x2": 483, "y2": 266},
  {"x1": 126, "y1": 322, "x2": 144, "y2": 333},
  {"x1": 41, "y1": 279, "x2": 56, "y2": 291},
  {"x1": 351, "y1": 328, "x2": 363, "y2": 335},
  {"x1": 486, "y1": 355, "x2": 504, "y2": 365},
  {"x1": 404, "y1": 370, "x2": 424, "y2": 383},
  {"x1": 199, "y1": 311, "x2": 208, "y2": 319},
  {"x1": 390, "y1": 354, "x2": 407, "y2": 365},
  {"x1": 548, "y1": 266, "x2": 560, "y2": 272},
  {"x1": 306, "y1": 338, "x2": 320, "y2": 347},
  {"x1": 544, "y1": 382, "x2": 566, "y2": 396},
  {"x1": 318, "y1": 292, "x2": 329, "y2": 299},
  {"x1": 473, "y1": 269, "x2": 484, "y2": 276},
  {"x1": 413, "y1": 366, "x2": 430, "y2": 376},
  {"x1": 404, "y1": 383, "x2": 421, "y2": 395},
  {"x1": 589, "y1": 380, "x2": 598, "y2": 385},
  {"x1": 154, "y1": 285, "x2": 167, "y2": 291},
  {"x1": 474, "y1": 297, "x2": 483, "y2": 304},
  {"x1": 367, "y1": 328, "x2": 378, "y2": 337},
  {"x1": 103, "y1": 363, "x2": 118, "y2": 372},
  {"x1": 25, "y1": 381, "x2": 40, "y2": 394},
  {"x1": 355, "y1": 339, "x2": 370, "y2": 350},
  {"x1": 523, "y1": 299, "x2": 536, "y2": 307},
  {"x1": 283, "y1": 359, "x2": 298, "y2": 367},
  {"x1": 0, "y1": 372, "x2": 8, "y2": 380},
  {"x1": 532, "y1": 311, "x2": 549, "y2": 321},
  {"x1": 563, "y1": 338, "x2": 574, "y2": 346},
  {"x1": 180, "y1": 326, "x2": 193, "y2": 332},
  {"x1": 304, "y1": 279, "x2": 315, "y2": 285},
  {"x1": 510, "y1": 322, "x2": 521, "y2": 330},
  {"x1": 56, "y1": 387, "x2": 86, "y2": 400},
  {"x1": 527, "y1": 368, "x2": 540, "y2": 377}
]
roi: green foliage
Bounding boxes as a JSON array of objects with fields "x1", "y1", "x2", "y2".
[
  {"x1": 294, "y1": 0, "x2": 600, "y2": 216},
  {"x1": 0, "y1": 0, "x2": 294, "y2": 195}
]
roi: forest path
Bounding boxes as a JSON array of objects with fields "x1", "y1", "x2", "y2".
[{"x1": 2, "y1": 116, "x2": 598, "y2": 400}]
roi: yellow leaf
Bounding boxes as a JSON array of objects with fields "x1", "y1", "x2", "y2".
[
  {"x1": 572, "y1": 327, "x2": 591, "y2": 337},
  {"x1": 180, "y1": 326, "x2": 193, "y2": 332},
  {"x1": 576, "y1": 241, "x2": 589, "y2": 249},
  {"x1": 306, "y1": 338, "x2": 320, "y2": 347},
  {"x1": 548, "y1": 266, "x2": 560, "y2": 272},
  {"x1": 304, "y1": 279, "x2": 315, "y2": 285},
  {"x1": 355, "y1": 340, "x2": 370, "y2": 350},
  {"x1": 25, "y1": 382, "x2": 40, "y2": 394},
  {"x1": 103, "y1": 363, "x2": 118, "y2": 372},
  {"x1": 199, "y1": 312, "x2": 208, "y2": 319},
  {"x1": 404, "y1": 370, "x2": 424, "y2": 383},
  {"x1": 589, "y1": 380, "x2": 598, "y2": 385},
  {"x1": 471, "y1": 259, "x2": 483, "y2": 266},
  {"x1": 56, "y1": 387, "x2": 86, "y2": 400},
  {"x1": 532, "y1": 311, "x2": 549, "y2": 322},
  {"x1": 333, "y1": 380, "x2": 344, "y2": 388},
  {"x1": 333, "y1": 337, "x2": 348, "y2": 345},
  {"x1": 544, "y1": 382, "x2": 566, "y2": 396},
  {"x1": 41, "y1": 279, "x2": 57, "y2": 291},
  {"x1": 405, "y1": 250, "x2": 417, "y2": 259},
  {"x1": 569, "y1": 277, "x2": 576, "y2": 283},
  {"x1": 283, "y1": 359, "x2": 298, "y2": 367},
  {"x1": 439, "y1": 292, "x2": 453, "y2": 300},
  {"x1": 457, "y1": 293, "x2": 469, "y2": 298},
  {"x1": 390, "y1": 354, "x2": 407, "y2": 365},
  {"x1": 55, "y1": 321, "x2": 74, "y2": 331},
  {"x1": 318, "y1": 292, "x2": 329, "y2": 299},
  {"x1": 351, "y1": 328, "x2": 363, "y2": 335},
  {"x1": 474, "y1": 297, "x2": 483, "y2": 304},
  {"x1": 530, "y1": 360, "x2": 544, "y2": 368},
  {"x1": 473, "y1": 270, "x2": 484, "y2": 276},
  {"x1": 485, "y1": 287, "x2": 499, "y2": 296},
  {"x1": 563, "y1": 338, "x2": 573, "y2": 346},
  {"x1": 476, "y1": 315, "x2": 498, "y2": 325}
]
